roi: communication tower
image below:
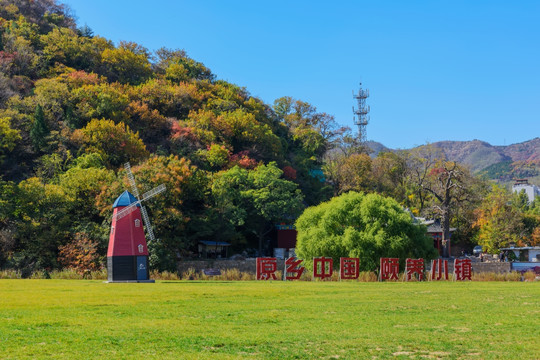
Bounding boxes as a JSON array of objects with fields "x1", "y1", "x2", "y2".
[{"x1": 353, "y1": 82, "x2": 370, "y2": 142}]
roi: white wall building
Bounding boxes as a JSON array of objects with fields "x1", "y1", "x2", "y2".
[{"x1": 512, "y1": 179, "x2": 540, "y2": 203}]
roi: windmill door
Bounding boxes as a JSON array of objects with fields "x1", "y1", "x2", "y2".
[{"x1": 136, "y1": 256, "x2": 148, "y2": 280}]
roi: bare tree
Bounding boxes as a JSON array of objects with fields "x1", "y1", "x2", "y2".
[
  {"x1": 405, "y1": 145, "x2": 442, "y2": 211},
  {"x1": 421, "y1": 160, "x2": 476, "y2": 257}
]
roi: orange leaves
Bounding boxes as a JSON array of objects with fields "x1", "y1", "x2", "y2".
[
  {"x1": 230, "y1": 151, "x2": 258, "y2": 169},
  {"x1": 130, "y1": 155, "x2": 196, "y2": 200},
  {"x1": 531, "y1": 227, "x2": 540, "y2": 247},
  {"x1": 64, "y1": 70, "x2": 100, "y2": 88},
  {"x1": 58, "y1": 233, "x2": 101, "y2": 274}
]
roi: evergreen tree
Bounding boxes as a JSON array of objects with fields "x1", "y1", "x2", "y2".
[{"x1": 30, "y1": 105, "x2": 49, "y2": 152}]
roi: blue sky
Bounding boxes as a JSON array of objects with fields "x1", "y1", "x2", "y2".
[{"x1": 63, "y1": 0, "x2": 539, "y2": 149}]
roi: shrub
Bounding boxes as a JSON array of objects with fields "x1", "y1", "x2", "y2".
[
  {"x1": 30, "y1": 270, "x2": 51, "y2": 279},
  {"x1": 472, "y1": 271, "x2": 521, "y2": 281},
  {"x1": 0, "y1": 269, "x2": 21, "y2": 279},
  {"x1": 58, "y1": 233, "x2": 102, "y2": 275},
  {"x1": 523, "y1": 271, "x2": 537, "y2": 282},
  {"x1": 150, "y1": 270, "x2": 180, "y2": 280},
  {"x1": 49, "y1": 268, "x2": 83, "y2": 279},
  {"x1": 358, "y1": 271, "x2": 378, "y2": 282},
  {"x1": 181, "y1": 267, "x2": 198, "y2": 280}
]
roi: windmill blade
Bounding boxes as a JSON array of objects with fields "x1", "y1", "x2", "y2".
[
  {"x1": 121, "y1": 163, "x2": 166, "y2": 242},
  {"x1": 113, "y1": 202, "x2": 139, "y2": 221},
  {"x1": 141, "y1": 184, "x2": 166, "y2": 202},
  {"x1": 139, "y1": 205, "x2": 156, "y2": 241},
  {"x1": 124, "y1": 162, "x2": 141, "y2": 198}
]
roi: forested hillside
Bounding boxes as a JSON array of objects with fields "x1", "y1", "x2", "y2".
[
  {"x1": 368, "y1": 138, "x2": 540, "y2": 183},
  {"x1": 0, "y1": 0, "x2": 355, "y2": 272},
  {"x1": 1, "y1": 0, "x2": 539, "y2": 275}
]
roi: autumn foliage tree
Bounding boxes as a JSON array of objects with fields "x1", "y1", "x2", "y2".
[
  {"x1": 100, "y1": 41, "x2": 153, "y2": 85},
  {"x1": 474, "y1": 185, "x2": 524, "y2": 253},
  {"x1": 58, "y1": 233, "x2": 102, "y2": 275},
  {"x1": 72, "y1": 118, "x2": 148, "y2": 168},
  {"x1": 0, "y1": 115, "x2": 21, "y2": 162}
]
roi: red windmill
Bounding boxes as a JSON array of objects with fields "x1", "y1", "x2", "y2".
[{"x1": 107, "y1": 163, "x2": 166, "y2": 282}]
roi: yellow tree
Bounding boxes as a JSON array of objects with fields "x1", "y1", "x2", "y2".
[
  {"x1": 323, "y1": 152, "x2": 373, "y2": 195},
  {"x1": 72, "y1": 118, "x2": 148, "y2": 168},
  {"x1": 474, "y1": 185, "x2": 523, "y2": 253},
  {"x1": 0, "y1": 116, "x2": 21, "y2": 162},
  {"x1": 101, "y1": 41, "x2": 152, "y2": 85}
]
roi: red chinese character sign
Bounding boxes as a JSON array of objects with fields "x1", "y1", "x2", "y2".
[
  {"x1": 379, "y1": 258, "x2": 399, "y2": 281},
  {"x1": 405, "y1": 258, "x2": 424, "y2": 281},
  {"x1": 430, "y1": 259, "x2": 449, "y2": 280},
  {"x1": 454, "y1": 258, "x2": 472, "y2": 281},
  {"x1": 340, "y1": 257, "x2": 359, "y2": 280},
  {"x1": 253, "y1": 256, "x2": 476, "y2": 282},
  {"x1": 256, "y1": 257, "x2": 277, "y2": 280},
  {"x1": 313, "y1": 257, "x2": 333, "y2": 280},
  {"x1": 285, "y1": 257, "x2": 305, "y2": 280}
]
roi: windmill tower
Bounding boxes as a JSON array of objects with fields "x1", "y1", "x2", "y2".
[
  {"x1": 353, "y1": 82, "x2": 370, "y2": 143},
  {"x1": 107, "y1": 162, "x2": 166, "y2": 283}
]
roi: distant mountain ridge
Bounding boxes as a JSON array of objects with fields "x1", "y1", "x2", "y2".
[{"x1": 367, "y1": 138, "x2": 540, "y2": 174}]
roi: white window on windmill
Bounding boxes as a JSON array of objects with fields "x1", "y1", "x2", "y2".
[
  {"x1": 134, "y1": 219, "x2": 141, "y2": 227},
  {"x1": 138, "y1": 244, "x2": 144, "y2": 253},
  {"x1": 111, "y1": 225, "x2": 115, "y2": 234}
]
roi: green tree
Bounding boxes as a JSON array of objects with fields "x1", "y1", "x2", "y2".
[
  {"x1": 295, "y1": 192, "x2": 437, "y2": 271},
  {"x1": 39, "y1": 27, "x2": 104, "y2": 72},
  {"x1": 212, "y1": 162, "x2": 304, "y2": 255},
  {"x1": 0, "y1": 180, "x2": 17, "y2": 266},
  {"x1": 156, "y1": 47, "x2": 214, "y2": 82},
  {"x1": 11, "y1": 178, "x2": 72, "y2": 272},
  {"x1": 71, "y1": 82, "x2": 130, "y2": 128},
  {"x1": 29, "y1": 104, "x2": 49, "y2": 151}
]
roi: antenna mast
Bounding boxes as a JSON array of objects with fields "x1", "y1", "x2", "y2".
[{"x1": 353, "y1": 82, "x2": 370, "y2": 143}]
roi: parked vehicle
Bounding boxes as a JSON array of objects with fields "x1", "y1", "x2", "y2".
[{"x1": 473, "y1": 245, "x2": 483, "y2": 257}]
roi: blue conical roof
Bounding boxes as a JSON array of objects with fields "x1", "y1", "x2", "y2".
[{"x1": 112, "y1": 190, "x2": 140, "y2": 209}]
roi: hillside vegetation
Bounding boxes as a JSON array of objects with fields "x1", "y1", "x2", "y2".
[
  {"x1": 1, "y1": 0, "x2": 539, "y2": 275},
  {"x1": 368, "y1": 138, "x2": 540, "y2": 182},
  {"x1": 0, "y1": 0, "x2": 353, "y2": 272}
]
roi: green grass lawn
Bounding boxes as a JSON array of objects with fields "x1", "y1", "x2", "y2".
[{"x1": 0, "y1": 280, "x2": 539, "y2": 359}]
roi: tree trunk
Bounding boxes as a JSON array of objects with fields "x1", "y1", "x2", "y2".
[
  {"x1": 257, "y1": 224, "x2": 274, "y2": 257},
  {"x1": 258, "y1": 232, "x2": 263, "y2": 257},
  {"x1": 441, "y1": 206, "x2": 451, "y2": 258}
]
